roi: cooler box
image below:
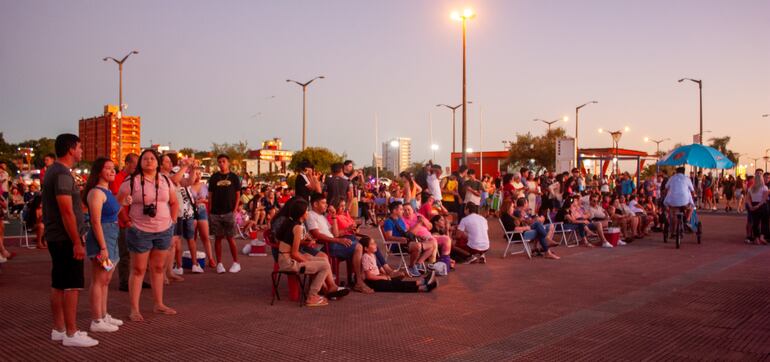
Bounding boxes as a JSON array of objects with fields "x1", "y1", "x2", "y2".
[
  {"x1": 249, "y1": 240, "x2": 267, "y2": 256},
  {"x1": 605, "y1": 227, "x2": 621, "y2": 247},
  {"x1": 182, "y1": 251, "x2": 206, "y2": 269}
]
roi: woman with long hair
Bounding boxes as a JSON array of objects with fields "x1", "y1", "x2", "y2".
[
  {"x1": 191, "y1": 168, "x2": 216, "y2": 268},
  {"x1": 746, "y1": 169, "x2": 768, "y2": 245},
  {"x1": 735, "y1": 176, "x2": 745, "y2": 213},
  {"x1": 117, "y1": 149, "x2": 179, "y2": 321},
  {"x1": 82, "y1": 157, "x2": 123, "y2": 332},
  {"x1": 400, "y1": 171, "x2": 422, "y2": 211}
]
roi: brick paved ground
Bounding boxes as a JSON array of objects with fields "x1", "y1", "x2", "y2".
[{"x1": 1, "y1": 213, "x2": 769, "y2": 361}]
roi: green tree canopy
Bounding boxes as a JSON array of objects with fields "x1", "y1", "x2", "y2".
[
  {"x1": 288, "y1": 147, "x2": 344, "y2": 174},
  {"x1": 504, "y1": 127, "x2": 567, "y2": 173},
  {"x1": 211, "y1": 141, "x2": 249, "y2": 171}
]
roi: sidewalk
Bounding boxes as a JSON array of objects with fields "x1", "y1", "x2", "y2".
[{"x1": 1, "y1": 214, "x2": 768, "y2": 361}]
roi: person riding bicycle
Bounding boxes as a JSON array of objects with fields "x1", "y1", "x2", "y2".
[{"x1": 663, "y1": 166, "x2": 696, "y2": 236}]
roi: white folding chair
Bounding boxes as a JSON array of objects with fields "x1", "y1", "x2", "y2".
[
  {"x1": 499, "y1": 218, "x2": 532, "y2": 259},
  {"x1": 547, "y1": 213, "x2": 579, "y2": 248},
  {"x1": 378, "y1": 223, "x2": 409, "y2": 272}
]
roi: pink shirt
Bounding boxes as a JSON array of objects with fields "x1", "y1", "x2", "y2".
[
  {"x1": 362, "y1": 253, "x2": 379, "y2": 277},
  {"x1": 403, "y1": 213, "x2": 432, "y2": 239},
  {"x1": 328, "y1": 212, "x2": 355, "y2": 235},
  {"x1": 119, "y1": 174, "x2": 176, "y2": 233}
]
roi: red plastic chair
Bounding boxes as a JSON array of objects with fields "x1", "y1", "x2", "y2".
[{"x1": 265, "y1": 230, "x2": 307, "y2": 306}]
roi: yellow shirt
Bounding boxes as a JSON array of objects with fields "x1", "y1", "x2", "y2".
[{"x1": 442, "y1": 179, "x2": 458, "y2": 202}]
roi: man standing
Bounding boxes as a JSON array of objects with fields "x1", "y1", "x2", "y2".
[
  {"x1": 294, "y1": 160, "x2": 321, "y2": 201},
  {"x1": 325, "y1": 163, "x2": 352, "y2": 207},
  {"x1": 426, "y1": 164, "x2": 443, "y2": 203},
  {"x1": 43, "y1": 134, "x2": 98, "y2": 347},
  {"x1": 109, "y1": 153, "x2": 141, "y2": 292},
  {"x1": 464, "y1": 168, "x2": 482, "y2": 206},
  {"x1": 39, "y1": 153, "x2": 56, "y2": 185},
  {"x1": 208, "y1": 154, "x2": 242, "y2": 274}
]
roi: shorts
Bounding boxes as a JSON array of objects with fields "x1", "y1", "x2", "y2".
[
  {"x1": 210, "y1": 212, "x2": 236, "y2": 238},
  {"x1": 174, "y1": 217, "x2": 195, "y2": 240},
  {"x1": 48, "y1": 238, "x2": 85, "y2": 290},
  {"x1": 126, "y1": 225, "x2": 174, "y2": 253},
  {"x1": 85, "y1": 222, "x2": 120, "y2": 264},
  {"x1": 195, "y1": 205, "x2": 208, "y2": 221},
  {"x1": 300, "y1": 244, "x2": 323, "y2": 256},
  {"x1": 324, "y1": 235, "x2": 358, "y2": 259}
]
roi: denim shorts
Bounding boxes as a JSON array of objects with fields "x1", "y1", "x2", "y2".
[
  {"x1": 174, "y1": 217, "x2": 195, "y2": 240},
  {"x1": 323, "y1": 235, "x2": 358, "y2": 259},
  {"x1": 195, "y1": 205, "x2": 208, "y2": 221},
  {"x1": 86, "y1": 222, "x2": 120, "y2": 263},
  {"x1": 126, "y1": 225, "x2": 174, "y2": 253}
]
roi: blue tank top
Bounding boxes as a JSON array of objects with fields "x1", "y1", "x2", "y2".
[{"x1": 96, "y1": 187, "x2": 120, "y2": 223}]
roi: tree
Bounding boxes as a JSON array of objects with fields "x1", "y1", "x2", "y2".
[
  {"x1": 504, "y1": 127, "x2": 567, "y2": 174},
  {"x1": 211, "y1": 141, "x2": 249, "y2": 171},
  {"x1": 362, "y1": 166, "x2": 395, "y2": 181},
  {"x1": 288, "y1": 147, "x2": 344, "y2": 174},
  {"x1": 179, "y1": 147, "x2": 197, "y2": 157},
  {"x1": 708, "y1": 136, "x2": 738, "y2": 163}
]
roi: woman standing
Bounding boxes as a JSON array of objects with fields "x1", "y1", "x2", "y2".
[
  {"x1": 400, "y1": 172, "x2": 422, "y2": 211},
  {"x1": 526, "y1": 174, "x2": 539, "y2": 215},
  {"x1": 159, "y1": 154, "x2": 184, "y2": 284},
  {"x1": 746, "y1": 169, "x2": 768, "y2": 245},
  {"x1": 117, "y1": 150, "x2": 179, "y2": 321},
  {"x1": 723, "y1": 175, "x2": 735, "y2": 212},
  {"x1": 191, "y1": 168, "x2": 216, "y2": 268},
  {"x1": 735, "y1": 176, "x2": 745, "y2": 213},
  {"x1": 84, "y1": 158, "x2": 123, "y2": 332}
]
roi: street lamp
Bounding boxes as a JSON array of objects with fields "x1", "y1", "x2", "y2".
[
  {"x1": 575, "y1": 101, "x2": 598, "y2": 168},
  {"x1": 451, "y1": 8, "x2": 475, "y2": 166},
  {"x1": 678, "y1": 78, "x2": 703, "y2": 144},
  {"x1": 431, "y1": 144, "x2": 439, "y2": 160},
  {"x1": 644, "y1": 137, "x2": 670, "y2": 175},
  {"x1": 599, "y1": 126, "x2": 629, "y2": 176},
  {"x1": 533, "y1": 116, "x2": 568, "y2": 132},
  {"x1": 103, "y1": 50, "x2": 139, "y2": 165},
  {"x1": 436, "y1": 101, "x2": 472, "y2": 153},
  {"x1": 286, "y1": 76, "x2": 325, "y2": 150}
]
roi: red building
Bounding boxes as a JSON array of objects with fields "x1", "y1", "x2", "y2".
[
  {"x1": 450, "y1": 151, "x2": 509, "y2": 176},
  {"x1": 79, "y1": 105, "x2": 141, "y2": 166}
]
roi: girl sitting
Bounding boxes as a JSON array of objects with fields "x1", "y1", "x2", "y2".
[{"x1": 360, "y1": 237, "x2": 437, "y2": 293}]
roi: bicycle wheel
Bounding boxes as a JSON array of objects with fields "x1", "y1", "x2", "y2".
[{"x1": 696, "y1": 221, "x2": 702, "y2": 244}]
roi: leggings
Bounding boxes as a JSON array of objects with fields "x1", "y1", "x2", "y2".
[
  {"x1": 749, "y1": 202, "x2": 768, "y2": 240},
  {"x1": 365, "y1": 279, "x2": 420, "y2": 293}
]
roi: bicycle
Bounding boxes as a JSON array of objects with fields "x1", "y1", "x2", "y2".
[{"x1": 662, "y1": 206, "x2": 702, "y2": 249}]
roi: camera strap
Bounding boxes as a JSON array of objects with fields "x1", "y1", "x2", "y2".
[{"x1": 140, "y1": 173, "x2": 160, "y2": 210}]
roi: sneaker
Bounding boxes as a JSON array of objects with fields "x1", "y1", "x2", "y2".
[
  {"x1": 90, "y1": 319, "x2": 118, "y2": 333},
  {"x1": 229, "y1": 262, "x2": 242, "y2": 273},
  {"x1": 51, "y1": 329, "x2": 66, "y2": 341},
  {"x1": 423, "y1": 270, "x2": 437, "y2": 286},
  {"x1": 479, "y1": 254, "x2": 487, "y2": 264},
  {"x1": 172, "y1": 267, "x2": 184, "y2": 276},
  {"x1": 62, "y1": 331, "x2": 99, "y2": 347},
  {"x1": 426, "y1": 280, "x2": 438, "y2": 292},
  {"x1": 104, "y1": 314, "x2": 123, "y2": 327},
  {"x1": 602, "y1": 241, "x2": 614, "y2": 248},
  {"x1": 617, "y1": 240, "x2": 627, "y2": 246},
  {"x1": 0, "y1": 255, "x2": 6, "y2": 264},
  {"x1": 407, "y1": 265, "x2": 421, "y2": 277},
  {"x1": 216, "y1": 263, "x2": 226, "y2": 274},
  {"x1": 463, "y1": 255, "x2": 480, "y2": 264},
  {"x1": 191, "y1": 264, "x2": 204, "y2": 274}
]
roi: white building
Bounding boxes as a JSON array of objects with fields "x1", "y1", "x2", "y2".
[{"x1": 382, "y1": 137, "x2": 411, "y2": 174}]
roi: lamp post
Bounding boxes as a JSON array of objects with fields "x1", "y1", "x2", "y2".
[
  {"x1": 451, "y1": 8, "x2": 476, "y2": 166},
  {"x1": 764, "y1": 148, "x2": 770, "y2": 171},
  {"x1": 644, "y1": 137, "x2": 670, "y2": 175},
  {"x1": 678, "y1": 78, "x2": 703, "y2": 144},
  {"x1": 436, "y1": 101, "x2": 472, "y2": 153},
  {"x1": 103, "y1": 50, "x2": 139, "y2": 165},
  {"x1": 534, "y1": 116, "x2": 568, "y2": 132},
  {"x1": 599, "y1": 126, "x2": 630, "y2": 176},
  {"x1": 575, "y1": 101, "x2": 598, "y2": 168},
  {"x1": 749, "y1": 157, "x2": 760, "y2": 171},
  {"x1": 286, "y1": 76, "x2": 325, "y2": 150}
]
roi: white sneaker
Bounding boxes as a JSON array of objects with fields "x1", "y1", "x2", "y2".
[
  {"x1": 172, "y1": 267, "x2": 184, "y2": 275},
  {"x1": 0, "y1": 255, "x2": 7, "y2": 263},
  {"x1": 216, "y1": 263, "x2": 226, "y2": 274},
  {"x1": 51, "y1": 329, "x2": 66, "y2": 341},
  {"x1": 104, "y1": 314, "x2": 123, "y2": 326},
  {"x1": 191, "y1": 264, "x2": 204, "y2": 273},
  {"x1": 229, "y1": 262, "x2": 241, "y2": 273},
  {"x1": 602, "y1": 241, "x2": 614, "y2": 248},
  {"x1": 617, "y1": 240, "x2": 627, "y2": 246},
  {"x1": 90, "y1": 319, "x2": 118, "y2": 333},
  {"x1": 62, "y1": 331, "x2": 99, "y2": 347}
]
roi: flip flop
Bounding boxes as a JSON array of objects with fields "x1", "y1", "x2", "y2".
[
  {"x1": 306, "y1": 297, "x2": 329, "y2": 307},
  {"x1": 352, "y1": 284, "x2": 374, "y2": 294}
]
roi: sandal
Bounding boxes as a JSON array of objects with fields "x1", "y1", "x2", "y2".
[
  {"x1": 352, "y1": 283, "x2": 374, "y2": 294},
  {"x1": 306, "y1": 296, "x2": 329, "y2": 307}
]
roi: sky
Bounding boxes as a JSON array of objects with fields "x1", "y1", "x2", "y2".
[{"x1": 1, "y1": 0, "x2": 768, "y2": 168}]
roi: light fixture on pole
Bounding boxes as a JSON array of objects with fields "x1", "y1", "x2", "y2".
[
  {"x1": 644, "y1": 137, "x2": 670, "y2": 175},
  {"x1": 103, "y1": 50, "x2": 139, "y2": 166},
  {"x1": 533, "y1": 116, "x2": 568, "y2": 132},
  {"x1": 575, "y1": 101, "x2": 598, "y2": 169},
  {"x1": 451, "y1": 8, "x2": 476, "y2": 166},
  {"x1": 678, "y1": 77, "x2": 703, "y2": 144},
  {"x1": 599, "y1": 126, "x2": 630, "y2": 176},
  {"x1": 436, "y1": 101, "x2": 472, "y2": 154},
  {"x1": 431, "y1": 144, "x2": 439, "y2": 160},
  {"x1": 286, "y1": 76, "x2": 325, "y2": 150}
]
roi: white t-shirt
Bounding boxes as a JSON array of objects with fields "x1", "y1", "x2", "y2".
[
  {"x1": 305, "y1": 210, "x2": 333, "y2": 238},
  {"x1": 628, "y1": 200, "x2": 645, "y2": 214},
  {"x1": 664, "y1": 173, "x2": 695, "y2": 207},
  {"x1": 361, "y1": 253, "x2": 379, "y2": 277},
  {"x1": 458, "y1": 213, "x2": 489, "y2": 251},
  {"x1": 427, "y1": 173, "x2": 442, "y2": 201}
]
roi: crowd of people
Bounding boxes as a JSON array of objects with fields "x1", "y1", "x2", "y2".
[{"x1": 1, "y1": 133, "x2": 767, "y2": 348}]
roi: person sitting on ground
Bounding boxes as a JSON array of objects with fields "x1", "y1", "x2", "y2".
[
  {"x1": 455, "y1": 203, "x2": 490, "y2": 264},
  {"x1": 276, "y1": 199, "x2": 348, "y2": 307},
  {"x1": 383, "y1": 201, "x2": 435, "y2": 276},
  {"x1": 501, "y1": 198, "x2": 560, "y2": 259},
  {"x1": 360, "y1": 237, "x2": 437, "y2": 293}
]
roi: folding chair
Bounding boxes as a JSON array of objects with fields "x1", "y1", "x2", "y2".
[
  {"x1": 377, "y1": 223, "x2": 409, "y2": 272},
  {"x1": 547, "y1": 213, "x2": 579, "y2": 248},
  {"x1": 499, "y1": 218, "x2": 533, "y2": 259},
  {"x1": 264, "y1": 230, "x2": 308, "y2": 307}
]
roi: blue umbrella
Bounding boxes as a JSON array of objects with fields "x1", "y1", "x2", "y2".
[{"x1": 657, "y1": 144, "x2": 735, "y2": 169}]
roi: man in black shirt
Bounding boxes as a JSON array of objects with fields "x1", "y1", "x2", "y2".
[
  {"x1": 43, "y1": 134, "x2": 98, "y2": 347},
  {"x1": 208, "y1": 154, "x2": 242, "y2": 274},
  {"x1": 294, "y1": 160, "x2": 321, "y2": 201},
  {"x1": 325, "y1": 163, "x2": 352, "y2": 207}
]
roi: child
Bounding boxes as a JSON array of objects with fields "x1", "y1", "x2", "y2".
[{"x1": 360, "y1": 238, "x2": 437, "y2": 293}]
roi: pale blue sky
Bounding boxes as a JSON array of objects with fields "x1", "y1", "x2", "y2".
[{"x1": 1, "y1": 0, "x2": 768, "y2": 167}]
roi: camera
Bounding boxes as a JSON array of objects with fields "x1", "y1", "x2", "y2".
[{"x1": 143, "y1": 204, "x2": 157, "y2": 218}]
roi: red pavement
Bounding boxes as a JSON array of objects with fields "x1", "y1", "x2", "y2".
[{"x1": 1, "y1": 214, "x2": 769, "y2": 361}]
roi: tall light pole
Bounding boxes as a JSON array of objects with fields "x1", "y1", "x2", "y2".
[
  {"x1": 599, "y1": 126, "x2": 630, "y2": 176},
  {"x1": 534, "y1": 116, "x2": 568, "y2": 132},
  {"x1": 749, "y1": 157, "x2": 760, "y2": 171},
  {"x1": 286, "y1": 76, "x2": 325, "y2": 150},
  {"x1": 451, "y1": 8, "x2": 476, "y2": 166},
  {"x1": 678, "y1": 78, "x2": 703, "y2": 144},
  {"x1": 436, "y1": 101, "x2": 472, "y2": 153},
  {"x1": 644, "y1": 137, "x2": 670, "y2": 175},
  {"x1": 575, "y1": 101, "x2": 598, "y2": 168},
  {"x1": 103, "y1": 50, "x2": 139, "y2": 165}
]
